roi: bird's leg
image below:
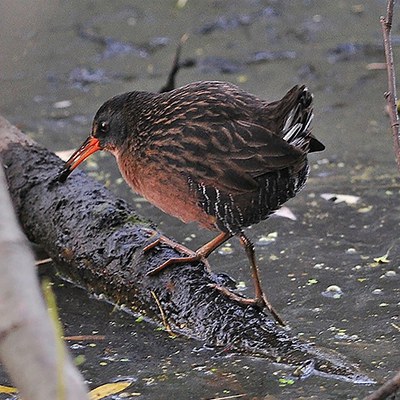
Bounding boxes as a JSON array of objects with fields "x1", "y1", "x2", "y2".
[
  {"x1": 145, "y1": 232, "x2": 231, "y2": 276},
  {"x1": 143, "y1": 233, "x2": 194, "y2": 256},
  {"x1": 195, "y1": 231, "x2": 232, "y2": 258},
  {"x1": 239, "y1": 234, "x2": 265, "y2": 305},
  {"x1": 239, "y1": 233, "x2": 285, "y2": 325}
]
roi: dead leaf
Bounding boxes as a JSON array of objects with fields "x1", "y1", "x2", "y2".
[
  {"x1": 320, "y1": 193, "x2": 360, "y2": 205},
  {"x1": 373, "y1": 253, "x2": 390, "y2": 264},
  {"x1": 89, "y1": 381, "x2": 132, "y2": 399},
  {"x1": 274, "y1": 206, "x2": 297, "y2": 220},
  {"x1": 0, "y1": 385, "x2": 18, "y2": 394}
]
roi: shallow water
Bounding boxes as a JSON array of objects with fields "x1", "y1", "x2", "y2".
[{"x1": 0, "y1": 1, "x2": 399, "y2": 399}]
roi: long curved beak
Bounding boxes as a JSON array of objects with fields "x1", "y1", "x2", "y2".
[{"x1": 58, "y1": 136, "x2": 101, "y2": 182}]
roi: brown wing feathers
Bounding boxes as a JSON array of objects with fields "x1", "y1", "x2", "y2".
[{"x1": 139, "y1": 82, "x2": 322, "y2": 232}]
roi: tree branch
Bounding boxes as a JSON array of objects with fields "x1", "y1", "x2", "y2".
[
  {"x1": 381, "y1": 0, "x2": 400, "y2": 172},
  {"x1": 0, "y1": 163, "x2": 89, "y2": 400},
  {"x1": 362, "y1": 1, "x2": 400, "y2": 399},
  {"x1": 363, "y1": 369, "x2": 400, "y2": 400}
]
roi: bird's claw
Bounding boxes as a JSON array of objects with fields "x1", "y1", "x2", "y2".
[
  {"x1": 142, "y1": 234, "x2": 210, "y2": 275},
  {"x1": 210, "y1": 284, "x2": 285, "y2": 326}
]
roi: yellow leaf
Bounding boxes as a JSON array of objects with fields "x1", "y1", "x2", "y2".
[
  {"x1": 373, "y1": 252, "x2": 390, "y2": 264},
  {"x1": 176, "y1": 0, "x2": 188, "y2": 8},
  {"x1": 0, "y1": 385, "x2": 18, "y2": 394},
  {"x1": 357, "y1": 205, "x2": 373, "y2": 213},
  {"x1": 237, "y1": 75, "x2": 248, "y2": 83},
  {"x1": 89, "y1": 381, "x2": 132, "y2": 399}
]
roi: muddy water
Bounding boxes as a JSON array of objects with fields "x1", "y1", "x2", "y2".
[{"x1": 0, "y1": 1, "x2": 399, "y2": 399}]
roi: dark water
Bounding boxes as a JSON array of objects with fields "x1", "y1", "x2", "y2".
[{"x1": 0, "y1": 1, "x2": 399, "y2": 399}]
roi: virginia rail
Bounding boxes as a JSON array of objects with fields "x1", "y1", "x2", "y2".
[{"x1": 59, "y1": 81, "x2": 324, "y2": 325}]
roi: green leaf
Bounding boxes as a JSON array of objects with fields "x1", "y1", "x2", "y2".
[{"x1": 278, "y1": 378, "x2": 295, "y2": 386}]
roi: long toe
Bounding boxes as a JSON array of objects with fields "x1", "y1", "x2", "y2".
[{"x1": 259, "y1": 295, "x2": 285, "y2": 326}]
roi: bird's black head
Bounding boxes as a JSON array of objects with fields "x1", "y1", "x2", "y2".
[
  {"x1": 91, "y1": 93, "x2": 134, "y2": 153},
  {"x1": 59, "y1": 91, "x2": 150, "y2": 182}
]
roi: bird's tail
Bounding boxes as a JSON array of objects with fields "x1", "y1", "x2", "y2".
[{"x1": 273, "y1": 85, "x2": 324, "y2": 153}]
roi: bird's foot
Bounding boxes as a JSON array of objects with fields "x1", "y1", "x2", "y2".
[
  {"x1": 212, "y1": 284, "x2": 285, "y2": 326},
  {"x1": 143, "y1": 234, "x2": 211, "y2": 275}
]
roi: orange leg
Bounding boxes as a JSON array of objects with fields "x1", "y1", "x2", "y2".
[
  {"x1": 238, "y1": 233, "x2": 284, "y2": 325},
  {"x1": 144, "y1": 232, "x2": 231, "y2": 275},
  {"x1": 143, "y1": 229, "x2": 284, "y2": 325}
]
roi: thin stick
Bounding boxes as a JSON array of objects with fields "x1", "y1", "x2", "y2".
[
  {"x1": 363, "y1": 3, "x2": 400, "y2": 397},
  {"x1": 150, "y1": 290, "x2": 177, "y2": 338},
  {"x1": 363, "y1": 369, "x2": 400, "y2": 400},
  {"x1": 381, "y1": 0, "x2": 400, "y2": 172},
  {"x1": 159, "y1": 33, "x2": 189, "y2": 93},
  {"x1": 208, "y1": 395, "x2": 246, "y2": 400}
]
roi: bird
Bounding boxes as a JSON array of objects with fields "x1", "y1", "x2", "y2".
[{"x1": 59, "y1": 80, "x2": 324, "y2": 325}]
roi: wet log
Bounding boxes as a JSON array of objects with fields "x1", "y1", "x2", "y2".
[{"x1": 0, "y1": 115, "x2": 371, "y2": 383}]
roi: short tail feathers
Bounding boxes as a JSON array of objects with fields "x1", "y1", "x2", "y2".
[
  {"x1": 268, "y1": 85, "x2": 324, "y2": 153},
  {"x1": 280, "y1": 86, "x2": 314, "y2": 152}
]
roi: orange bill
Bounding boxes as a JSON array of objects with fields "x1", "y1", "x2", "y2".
[{"x1": 58, "y1": 136, "x2": 101, "y2": 182}]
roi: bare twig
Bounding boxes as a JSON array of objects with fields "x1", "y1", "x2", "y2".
[
  {"x1": 208, "y1": 395, "x2": 246, "y2": 400},
  {"x1": 159, "y1": 33, "x2": 189, "y2": 93},
  {"x1": 63, "y1": 335, "x2": 106, "y2": 341},
  {"x1": 381, "y1": 0, "x2": 400, "y2": 172},
  {"x1": 35, "y1": 257, "x2": 53, "y2": 266},
  {"x1": 365, "y1": 2, "x2": 400, "y2": 398},
  {"x1": 363, "y1": 369, "x2": 400, "y2": 400},
  {"x1": 150, "y1": 290, "x2": 177, "y2": 338}
]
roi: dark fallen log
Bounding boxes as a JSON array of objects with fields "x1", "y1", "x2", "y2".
[{"x1": 0, "y1": 115, "x2": 372, "y2": 383}]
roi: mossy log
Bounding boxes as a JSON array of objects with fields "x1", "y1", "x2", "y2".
[{"x1": 0, "y1": 115, "x2": 371, "y2": 383}]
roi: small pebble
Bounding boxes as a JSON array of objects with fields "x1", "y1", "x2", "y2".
[
  {"x1": 322, "y1": 285, "x2": 343, "y2": 299},
  {"x1": 351, "y1": 4, "x2": 364, "y2": 14},
  {"x1": 218, "y1": 245, "x2": 234, "y2": 255},
  {"x1": 53, "y1": 100, "x2": 72, "y2": 109},
  {"x1": 127, "y1": 16, "x2": 137, "y2": 25},
  {"x1": 334, "y1": 333, "x2": 359, "y2": 341},
  {"x1": 256, "y1": 232, "x2": 277, "y2": 246},
  {"x1": 312, "y1": 14, "x2": 322, "y2": 23},
  {"x1": 346, "y1": 248, "x2": 357, "y2": 254},
  {"x1": 380, "y1": 271, "x2": 396, "y2": 279},
  {"x1": 236, "y1": 281, "x2": 247, "y2": 289},
  {"x1": 358, "y1": 205, "x2": 373, "y2": 213},
  {"x1": 70, "y1": 343, "x2": 85, "y2": 350}
]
